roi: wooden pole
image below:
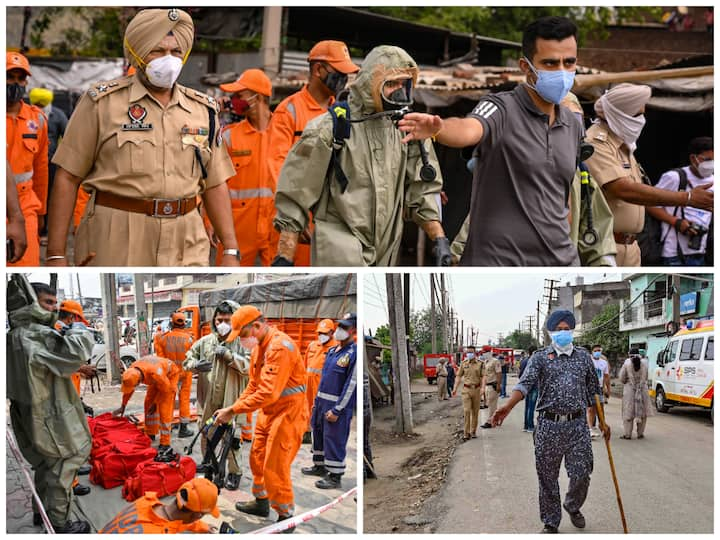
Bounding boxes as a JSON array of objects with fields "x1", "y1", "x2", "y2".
[
  {"x1": 594, "y1": 394, "x2": 628, "y2": 534},
  {"x1": 573, "y1": 65, "x2": 712, "y2": 90}
]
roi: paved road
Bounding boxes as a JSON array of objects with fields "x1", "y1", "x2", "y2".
[
  {"x1": 7, "y1": 377, "x2": 357, "y2": 534},
  {"x1": 428, "y1": 376, "x2": 713, "y2": 533}
]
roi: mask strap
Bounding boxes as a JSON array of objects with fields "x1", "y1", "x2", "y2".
[{"x1": 124, "y1": 39, "x2": 147, "y2": 71}]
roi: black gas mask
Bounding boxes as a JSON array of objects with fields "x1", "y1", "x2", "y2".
[
  {"x1": 381, "y1": 78, "x2": 413, "y2": 111},
  {"x1": 7, "y1": 83, "x2": 24, "y2": 103},
  {"x1": 321, "y1": 70, "x2": 348, "y2": 97}
]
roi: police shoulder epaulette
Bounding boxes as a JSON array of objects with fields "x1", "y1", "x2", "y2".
[
  {"x1": 86, "y1": 77, "x2": 131, "y2": 101},
  {"x1": 180, "y1": 86, "x2": 219, "y2": 111},
  {"x1": 591, "y1": 127, "x2": 608, "y2": 142}
]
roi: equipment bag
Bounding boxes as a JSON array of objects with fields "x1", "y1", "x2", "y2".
[
  {"x1": 88, "y1": 412, "x2": 139, "y2": 437},
  {"x1": 121, "y1": 455, "x2": 197, "y2": 502},
  {"x1": 90, "y1": 446, "x2": 157, "y2": 489}
]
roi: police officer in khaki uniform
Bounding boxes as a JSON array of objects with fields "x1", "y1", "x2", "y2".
[
  {"x1": 481, "y1": 347, "x2": 502, "y2": 429},
  {"x1": 585, "y1": 83, "x2": 713, "y2": 266},
  {"x1": 452, "y1": 346, "x2": 485, "y2": 440},
  {"x1": 436, "y1": 357, "x2": 448, "y2": 401},
  {"x1": 47, "y1": 8, "x2": 240, "y2": 267}
]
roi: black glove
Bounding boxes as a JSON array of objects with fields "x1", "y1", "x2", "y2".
[
  {"x1": 214, "y1": 345, "x2": 231, "y2": 360},
  {"x1": 271, "y1": 255, "x2": 294, "y2": 267},
  {"x1": 433, "y1": 237, "x2": 452, "y2": 266},
  {"x1": 194, "y1": 358, "x2": 214, "y2": 373}
]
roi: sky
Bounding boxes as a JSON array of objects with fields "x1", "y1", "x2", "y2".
[
  {"x1": 24, "y1": 271, "x2": 102, "y2": 298},
  {"x1": 364, "y1": 272, "x2": 624, "y2": 343}
]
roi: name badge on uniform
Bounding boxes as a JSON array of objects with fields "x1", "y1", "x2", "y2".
[
  {"x1": 122, "y1": 104, "x2": 153, "y2": 131},
  {"x1": 336, "y1": 353, "x2": 350, "y2": 368},
  {"x1": 181, "y1": 125, "x2": 209, "y2": 147},
  {"x1": 231, "y1": 149, "x2": 252, "y2": 157}
]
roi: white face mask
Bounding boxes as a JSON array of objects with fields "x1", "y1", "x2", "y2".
[
  {"x1": 318, "y1": 334, "x2": 331, "y2": 345},
  {"x1": 145, "y1": 55, "x2": 183, "y2": 89},
  {"x1": 466, "y1": 353, "x2": 475, "y2": 360},
  {"x1": 697, "y1": 159, "x2": 714, "y2": 179},
  {"x1": 334, "y1": 327, "x2": 350, "y2": 342},
  {"x1": 215, "y1": 322, "x2": 231, "y2": 337},
  {"x1": 240, "y1": 336, "x2": 258, "y2": 350}
]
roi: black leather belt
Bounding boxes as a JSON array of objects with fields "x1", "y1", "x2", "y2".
[{"x1": 540, "y1": 410, "x2": 584, "y2": 422}]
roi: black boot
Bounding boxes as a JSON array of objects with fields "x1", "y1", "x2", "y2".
[
  {"x1": 277, "y1": 514, "x2": 295, "y2": 534},
  {"x1": 301, "y1": 464, "x2": 326, "y2": 477},
  {"x1": 77, "y1": 464, "x2": 91, "y2": 476},
  {"x1": 301, "y1": 431, "x2": 312, "y2": 444},
  {"x1": 53, "y1": 520, "x2": 91, "y2": 533},
  {"x1": 315, "y1": 472, "x2": 342, "y2": 489},
  {"x1": 155, "y1": 445, "x2": 176, "y2": 462},
  {"x1": 225, "y1": 472, "x2": 241, "y2": 491},
  {"x1": 235, "y1": 497, "x2": 270, "y2": 517},
  {"x1": 178, "y1": 423, "x2": 194, "y2": 438},
  {"x1": 73, "y1": 483, "x2": 91, "y2": 496}
]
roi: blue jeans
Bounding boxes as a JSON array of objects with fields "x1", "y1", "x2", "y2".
[
  {"x1": 662, "y1": 254, "x2": 706, "y2": 266},
  {"x1": 524, "y1": 387, "x2": 538, "y2": 430},
  {"x1": 500, "y1": 372, "x2": 507, "y2": 396}
]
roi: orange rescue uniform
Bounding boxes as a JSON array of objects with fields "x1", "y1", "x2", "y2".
[
  {"x1": 216, "y1": 118, "x2": 274, "y2": 266},
  {"x1": 266, "y1": 85, "x2": 331, "y2": 266},
  {"x1": 304, "y1": 338, "x2": 337, "y2": 428},
  {"x1": 6, "y1": 101, "x2": 48, "y2": 266},
  {"x1": 122, "y1": 357, "x2": 180, "y2": 446},
  {"x1": 230, "y1": 326, "x2": 307, "y2": 516},
  {"x1": 73, "y1": 188, "x2": 91, "y2": 230},
  {"x1": 155, "y1": 328, "x2": 194, "y2": 424},
  {"x1": 99, "y1": 493, "x2": 209, "y2": 533}
]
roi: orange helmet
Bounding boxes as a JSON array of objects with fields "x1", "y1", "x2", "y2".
[
  {"x1": 177, "y1": 478, "x2": 220, "y2": 517},
  {"x1": 120, "y1": 367, "x2": 142, "y2": 394},
  {"x1": 59, "y1": 299, "x2": 89, "y2": 325},
  {"x1": 171, "y1": 312, "x2": 186, "y2": 327},
  {"x1": 6, "y1": 51, "x2": 31, "y2": 75},
  {"x1": 316, "y1": 319, "x2": 335, "y2": 334}
]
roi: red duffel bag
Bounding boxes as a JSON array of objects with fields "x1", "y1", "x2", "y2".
[
  {"x1": 90, "y1": 446, "x2": 158, "y2": 489},
  {"x1": 88, "y1": 412, "x2": 138, "y2": 437},
  {"x1": 121, "y1": 456, "x2": 197, "y2": 501}
]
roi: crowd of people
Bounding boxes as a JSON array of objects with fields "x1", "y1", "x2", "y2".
[
  {"x1": 7, "y1": 10, "x2": 712, "y2": 267},
  {"x1": 7, "y1": 273, "x2": 357, "y2": 533}
]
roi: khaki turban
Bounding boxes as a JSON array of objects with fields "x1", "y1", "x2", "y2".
[
  {"x1": 594, "y1": 83, "x2": 651, "y2": 117},
  {"x1": 124, "y1": 8, "x2": 195, "y2": 69}
]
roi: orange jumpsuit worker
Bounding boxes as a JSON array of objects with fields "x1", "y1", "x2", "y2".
[
  {"x1": 213, "y1": 305, "x2": 307, "y2": 529},
  {"x1": 99, "y1": 477, "x2": 220, "y2": 533},
  {"x1": 6, "y1": 51, "x2": 48, "y2": 267},
  {"x1": 113, "y1": 355, "x2": 180, "y2": 454},
  {"x1": 266, "y1": 40, "x2": 359, "y2": 266},
  {"x1": 302, "y1": 319, "x2": 337, "y2": 443},
  {"x1": 155, "y1": 312, "x2": 195, "y2": 438},
  {"x1": 214, "y1": 69, "x2": 274, "y2": 266}
]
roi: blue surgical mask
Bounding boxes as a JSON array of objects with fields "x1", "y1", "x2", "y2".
[
  {"x1": 592, "y1": 351, "x2": 602, "y2": 359},
  {"x1": 524, "y1": 57, "x2": 575, "y2": 105},
  {"x1": 550, "y1": 329, "x2": 574, "y2": 348}
]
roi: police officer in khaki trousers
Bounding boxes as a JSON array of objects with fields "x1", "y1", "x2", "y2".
[
  {"x1": 436, "y1": 358, "x2": 448, "y2": 401},
  {"x1": 453, "y1": 346, "x2": 485, "y2": 440},
  {"x1": 481, "y1": 348, "x2": 502, "y2": 429}
]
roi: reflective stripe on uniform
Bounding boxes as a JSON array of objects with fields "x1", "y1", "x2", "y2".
[
  {"x1": 307, "y1": 367, "x2": 323, "y2": 375},
  {"x1": 287, "y1": 102, "x2": 296, "y2": 123},
  {"x1": 325, "y1": 459, "x2": 344, "y2": 467},
  {"x1": 228, "y1": 187, "x2": 274, "y2": 200},
  {"x1": 13, "y1": 171, "x2": 33, "y2": 184},
  {"x1": 317, "y1": 391, "x2": 340, "y2": 401},
  {"x1": 280, "y1": 384, "x2": 306, "y2": 397},
  {"x1": 334, "y1": 366, "x2": 357, "y2": 412}
]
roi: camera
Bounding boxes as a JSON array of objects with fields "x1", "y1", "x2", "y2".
[{"x1": 686, "y1": 222, "x2": 709, "y2": 251}]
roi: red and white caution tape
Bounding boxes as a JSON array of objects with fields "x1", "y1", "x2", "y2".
[
  {"x1": 250, "y1": 486, "x2": 357, "y2": 534},
  {"x1": 6, "y1": 429, "x2": 55, "y2": 533}
]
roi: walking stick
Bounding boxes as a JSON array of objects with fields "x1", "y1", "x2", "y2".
[{"x1": 594, "y1": 394, "x2": 628, "y2": 533}]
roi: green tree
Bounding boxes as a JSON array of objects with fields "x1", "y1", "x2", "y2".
[
  {"x1": 373, "y1": 324, "x2": 393, "y2": 363},
  {"x1": 500, "y1": 330, "x2": 538, "y2": 350},
  {"x1": 580, "y1": 303, "x2": 628, "y2": 367}
]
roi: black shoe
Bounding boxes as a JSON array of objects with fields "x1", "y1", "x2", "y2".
[
  {"x1": 225, "y1": 472, "x2": 241, "y2": 491},
  {"x1": 235, "y1": 497, "x2": 270, "y2": 517},
  {"x1": 277, "y1": 514, "x2": 295, "y2": 534},
  {"x1": 302, "y1": 432, "x2": 312, "y2": 444},
  {"x1": 315, "y1": 472, "x2": 342, "y2": 489},
  {"x1": 541, "y1": 524, "x2": 558, "y2": 533},
  {"x1": 480, "y1": 423, "x2": 492, "y2": 429},
  {"x1": 196, "y1": 462, "x2": 211, "y2": 474},
  {"x1": 178, "y1": 423, "x2": 194, "y2": 438},
  {"x1": 53, "y1": 520, "x2": 91, "y2": 533},
  {"x1": 301, "y1": 464, "x2": 326, "y2": 476},
  {"x1": 73, "y1": 483, "x2": 91, "y2": 496},
  {"x1": 33, "y1": 513, "x2": 41, "y2": 526},
  {"x1": 563, "y1": 504, "x2": 586, "y2": 528},
  {"x1": 148, "y1": 434, "x2": 156, "y2": 441},
  {"x1": 155, "y1": 445, "x2": 177, "y2": 462},
  {"x1": 77, "y1": 464, "x2": 91, "y2": 476},
  {"x1": 82, "y1": 403, "x2": 94, "y2": 417}
]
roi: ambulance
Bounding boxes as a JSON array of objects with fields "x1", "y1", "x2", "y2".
[{"x1": 650, "y1": 319, "x2": 714, "y2": 422}]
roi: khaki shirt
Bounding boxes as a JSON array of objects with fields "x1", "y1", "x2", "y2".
[
  {"x1": 53, "y1": 76, "x2": 234, "y2": 266},
  {"x1": 484, "y1": 357, "x2": 502, "y2": 384},
  {"x1": 436, "y1": 362, "x2": 448, "y2": 377},
  {"x1": 456, "y1": 358, "x2": 484, "y2": 388},
  {"x1": 584, "y1": 121, "x2": 645, "y2": 234}
]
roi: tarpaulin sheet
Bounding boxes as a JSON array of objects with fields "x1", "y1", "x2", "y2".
[{"x1": 27, "y1": 59, "x2": 124, "y2": 92}]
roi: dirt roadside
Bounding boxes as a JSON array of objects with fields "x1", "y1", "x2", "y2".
[{"x1": 364, "y1": 387, "x2": 465, "y2": 533}]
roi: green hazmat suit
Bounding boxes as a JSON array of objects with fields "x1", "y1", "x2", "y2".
[
  {"x1": 274, "y1": 45, "x2": 443, "y2": 266},
  {"x1": 183, "y1": 301, "x2": 250, "y2": 474},
  {"x1": 7, "y1": 274, "x2": 95, "y2": 526},
  {"x1": 450, "y1": 170, "x2": 616, "y2": 266}
]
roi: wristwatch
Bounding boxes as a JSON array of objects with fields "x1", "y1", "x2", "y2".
[{"x1": 222, "y1": 248, "x2": 241, "y2": 261}]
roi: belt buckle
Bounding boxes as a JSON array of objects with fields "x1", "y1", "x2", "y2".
[{"x1": 153, "y1": 198, "x2": 182, "y2": 218}]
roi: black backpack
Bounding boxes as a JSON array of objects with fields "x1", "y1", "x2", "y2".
[{"x1": 638, "y1": 168, "x2": 687, "y2": 266}]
